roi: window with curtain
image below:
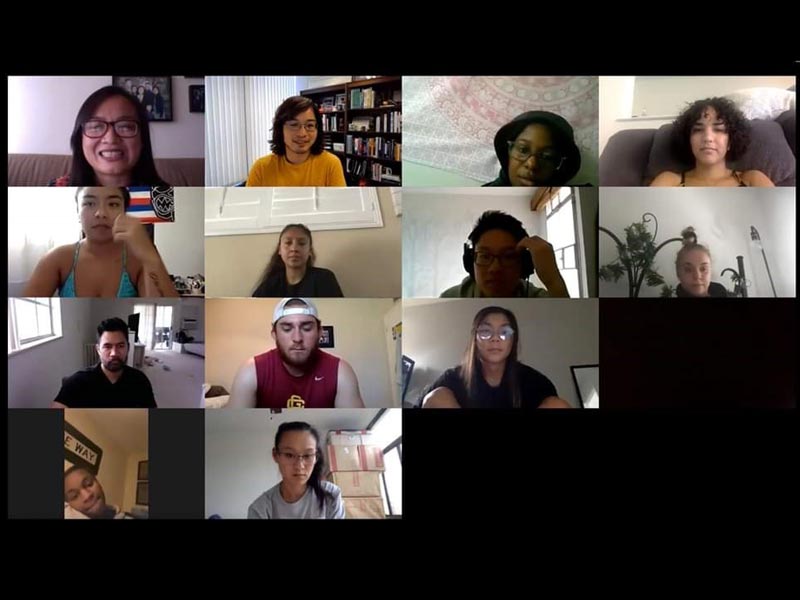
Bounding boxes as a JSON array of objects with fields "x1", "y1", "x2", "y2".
[
  {"x1": 133, "y1": 303, "x2": 155, "y2": 349},
  {"x1": 8, "y1": 188, "x2": 81, "y2": 296},
  {"x1": 205, "y1": 76, "x2": 297, "y2": 186}
]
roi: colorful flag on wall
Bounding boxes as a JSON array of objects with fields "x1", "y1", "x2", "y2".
[{"x1": 127, "y1": 186, "x2": 175, "y2": 223}]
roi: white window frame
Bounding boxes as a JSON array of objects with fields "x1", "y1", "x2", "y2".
[{"x1": 8, "y1": 297, "x2": 63, "y2": 356}]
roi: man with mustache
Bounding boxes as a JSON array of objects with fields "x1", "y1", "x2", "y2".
[
  {"x1": 229, "y1": 298, "x2": 365, "y2": 408},
  {"x1": 64, "y1": 465, "x2": 130, "y2": 519},
  {"x1": 52, "y1": 317, "x2": 157, "y2": 408}
]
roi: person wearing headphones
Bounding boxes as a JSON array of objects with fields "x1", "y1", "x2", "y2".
[
  {"x1": 439, "y1": 210, "x2": 570, "y2": 298},
  {"x1": 484, "y1": 111, "x2": 583, "y2": 187}
]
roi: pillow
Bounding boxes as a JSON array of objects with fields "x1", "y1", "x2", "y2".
[{"x1": 724, "y1": 87, "x2": 796, "y2": 120}]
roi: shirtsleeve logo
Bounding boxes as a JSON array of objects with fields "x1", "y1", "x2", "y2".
[{"x1": 287, "y1": 395, "x2": 305, "y2": 408}]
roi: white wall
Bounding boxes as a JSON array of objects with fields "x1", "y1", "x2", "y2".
[
  {"x1": 8, "y1": 76, "x2": 204, "y2": 158},
  {"x1": 205, "y1": 408, "x2": 380, "y2": 518},
  {"x1": 205, "y1": 298, "x2": 396, "y2": 407},
  {"x1": 402, "y1": 188, "x2": 546, "y2": 298},
  {"x1": 154, "y1": 187, "x2": 204, "y2": 279},
  {"x1": 632, "y1": 76, "x2": 796, "y2": 118},
  {"x1": 298, "y1": 76, "x2": 351, "y2": 90},
  {"x1": 180, "y1": 298, "x2": 205, "y2": 342},
  {"x1": 8, "y1": 299, "x2": 91, "y2": 408},
  {"x1": 402, "y1": 298, "x2": 599, "y2": 408},
  {"x1": 600, "y1": 76, "x2": 796, "y2": 154},
  {"x1": 599, "y1": 188, "x2": 796, "y2": 297},
  {"x1": 383, "y1": 299, "x2": 403, "y2": 408}
]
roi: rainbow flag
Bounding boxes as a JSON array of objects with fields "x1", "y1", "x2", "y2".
[{"x1": 127, "y1": 186, "x2": 175, "y2": 223}]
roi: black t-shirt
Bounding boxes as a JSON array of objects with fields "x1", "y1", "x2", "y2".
[
  {"x1": 252, "y1": 267, "x2": 344, "y2": 297},
  {"x1": 428, "y1": 363, "x2": 558, "y2": 408},
  {"x1": 55, "y1": 364, "x2": 157, "y2": 408}
]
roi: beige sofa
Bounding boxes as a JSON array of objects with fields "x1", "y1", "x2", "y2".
[{"x1": 7, "y1": 153, "x2": 204, "y2": 186}]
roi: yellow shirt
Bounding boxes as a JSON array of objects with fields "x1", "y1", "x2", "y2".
[{"x1": 246, "y1": 151, "x2": 346, "y2": 187}]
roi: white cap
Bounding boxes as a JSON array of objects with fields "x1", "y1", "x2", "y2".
[{"x1": 272, "y1": 297, "x2": 319, "y2": 325}]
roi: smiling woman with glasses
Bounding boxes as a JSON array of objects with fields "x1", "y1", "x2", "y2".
[
  {"x1": 48, "y1": 86, "x2": 169, "y2": 187},
  {"x1": 248, "y1": 421, "x2": 345, "y2": 519},
  {"x1": 246, "y1": 96, "x2": 346, "y2": 187},
  {"x1": 483, "y1": 110, "x2": 582, "y2": 187},
  {"x1": 421, "y1": 305, "x2": 572, "y2": 409}
]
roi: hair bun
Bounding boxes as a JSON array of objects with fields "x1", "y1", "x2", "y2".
[{"x1": 681, "y1": 226, "x2": 697, "y2": 246}]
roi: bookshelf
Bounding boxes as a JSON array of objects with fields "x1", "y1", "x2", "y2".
[{"x1": 301, "y1": 76, "x2": 402, "y2": 187}]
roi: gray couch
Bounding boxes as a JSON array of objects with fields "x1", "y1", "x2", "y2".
[
  {"x1": 7, "y1": 153, "x2": 204, "y2": 187},
  {"x1": 600, "y1": 109, "x2": 795, "y2": 186}
]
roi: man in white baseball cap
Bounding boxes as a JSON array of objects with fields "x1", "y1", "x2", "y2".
[{"x1": 228, "y1": 298, "x2": 365, "y2": 409}]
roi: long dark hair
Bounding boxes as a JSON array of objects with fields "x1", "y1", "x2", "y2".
[
  {"x1": 270, "y1": 96, "x2": 324, "y2": 156},
  {"x1": 253, "y1": 224, "x2": 315, "y2": 293},
  {"x1": 69, "y1": 86, "x2": 168, "y2": 186},
  {"x1": 274, "y1": 421, "x2": 331, "y2": 511},
  {"x1": 460, "y1": 306, "x2": 522, "y2": 408}
]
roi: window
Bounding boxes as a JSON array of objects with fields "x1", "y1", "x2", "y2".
[
  {"x1": 134, "y1": 303, "x2": 155, "y2": 349},
  {"x1": 369, "y1": 409, "x2": 402, "y2": 517},
  {"x1": 544, "y1": 187, "x2": 584, "y2": 298},
  {"x1": 205, "y1": 187, "x2": 382, "y2": 237},
  {"x1": 8, "y1": 298, "x2": 63, "y2": 355}
]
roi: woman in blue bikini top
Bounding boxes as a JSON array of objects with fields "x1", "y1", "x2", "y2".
[{"x1": 23, "y1": 187, "x2": 179, "y2": 298}]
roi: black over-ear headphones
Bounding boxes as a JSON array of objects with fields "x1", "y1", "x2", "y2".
[{"x1": 462, "y1": 241, "x2": 535, "y2": 279}]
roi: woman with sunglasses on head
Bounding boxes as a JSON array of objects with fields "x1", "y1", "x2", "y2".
[
  {"x1": 49, "y1": 86, "x2": 169, "y2": 187},
  {"x1": 248, "y1": 421, "x2": 345, "y2": 519},
  {"x1": 484, "y1": 111, "x2": 583, "y2": 187},
  {"x1": 246, "y1": 96, "x2": 346, "y2": 187},
  {"x1": 421, "y1": 306, "x2": 572, "y2": 408}
]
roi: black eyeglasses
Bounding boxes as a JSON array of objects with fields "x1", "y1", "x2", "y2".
[
  {"x1": 474, "y1": 250, "x2": 521, "y2": 268},
  {"x1": 507, "y1": 141, "x2": 564, "y2": 167},
  {"x1": 82, "y1": 119, "x2": 140, "y2": 139}
]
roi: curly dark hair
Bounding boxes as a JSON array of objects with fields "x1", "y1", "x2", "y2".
[
  {"x1": 671, "y1": 97, "x2": 751, "y2": 164},
  {"x1": 269, "y1": 96, "x2": 324, "y2": 157}
]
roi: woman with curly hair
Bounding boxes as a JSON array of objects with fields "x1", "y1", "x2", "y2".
[{"x1": 650, "y1": 97, "x2": 774, "y2": 187}]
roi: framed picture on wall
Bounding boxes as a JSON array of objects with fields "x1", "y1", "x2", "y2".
[
  {"x1": 137, "y1": 460, "x2": 148, "y2": 481},
  {"x1": 112, "y1": 76, "x2": 173, "y2": 121},
  {"x1": 189, "y1": 85, "x2": 205, "y2": 113},
  {"x1": 319, "y1": 326, "x2": 335, "y2": 348}
]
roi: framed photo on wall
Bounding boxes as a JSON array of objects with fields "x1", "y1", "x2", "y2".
[
  {"x1": 112, "y1": 76, "x2": 173, "y2": 121},
  {"x1": 319, "y1": 326, "x2": 335, "y2": 348},
  {"x1": 189, "y1": 85, "x2": 205, "y2": 113}
]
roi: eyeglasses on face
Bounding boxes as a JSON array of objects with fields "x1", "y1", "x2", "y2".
[
  {"x1": 474, "y1": 250, "x2": 520, "y2": 268},
  {"x1": 507, "y1": 141, "x2": 564, "y2": 167},
  {"x1": 277, "y1": 451, "x2": 318, "y2": 464},
  {"x1": 82, "y1": 119, "x2": 140, "y2": 138},
  {"x1": 284, "y1": 121, "x2": 318, "y2": 132},
  {"x1": 476, "y1": 326, "x2": 515, "y2": 341}
]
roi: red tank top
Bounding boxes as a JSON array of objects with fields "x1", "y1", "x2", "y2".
[{"x1": 254, "y1": 349, "x2": 339, "y2": 408}]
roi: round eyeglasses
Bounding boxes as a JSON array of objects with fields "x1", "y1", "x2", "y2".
[
  {"x1": 476, "y1": 326, "x2": 515, "y2": 341},
  {"x1": 507, "y1": 141, "x2": 564, "y2": 167}
]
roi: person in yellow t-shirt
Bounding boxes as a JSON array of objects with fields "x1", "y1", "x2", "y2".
[{"x1": 246, "y1": 96, "x2": 347, "y2": 187}]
